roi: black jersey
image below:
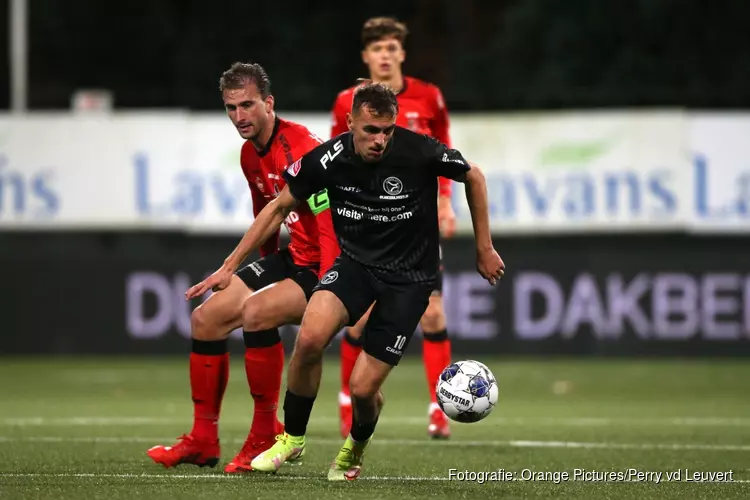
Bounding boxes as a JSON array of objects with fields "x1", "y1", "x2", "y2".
[{"x1": 282, "y1": 126, "x2": 470, "y2": 284}]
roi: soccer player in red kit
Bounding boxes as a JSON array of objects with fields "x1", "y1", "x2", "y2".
[
  {"x1": 330, "y1": 17, "x2": 457, "y2": 439},
  {"x1": 147, "y1": 62, "x2": 338, "y2": 472}
]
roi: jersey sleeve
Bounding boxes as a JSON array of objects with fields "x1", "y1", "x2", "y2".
[
  {"x1": 430, "y1": 85, "x2": 454, "y2": 197},
  {"x1": 330, "y1": 93, "x2": 350, "y2": 138},
  {"x1": 282, "y1": 146, "x2": 328, "y2": 202},
  {"x1": 250, "y1": 183, "x2": 280, "y2": 257},
  {"x1": 306, "y1": 189, "x2": 340, "y2": 277},
  {"x1": 423, "y1": 135, "x2": 471, "y2": 182}
]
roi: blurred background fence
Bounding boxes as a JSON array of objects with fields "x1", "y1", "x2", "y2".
[{"x1": 2, "y1": 0, "x2": 749, "y2": 356}]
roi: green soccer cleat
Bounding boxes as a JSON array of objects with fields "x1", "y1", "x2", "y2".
[
  {"x1": 249, "y1": 432, "x2": 306, "y2": 473},
  {"x1": 327, "y1": 435, "x2": 372, "y2": 481}
]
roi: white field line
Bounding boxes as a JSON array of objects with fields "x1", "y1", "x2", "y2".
[
  {"x1": 3, "y1": 416, "x2": 750, "y2": 427},
  {"x1": 1, "y1": 436, "x2": 749, "y2": 451},
  {"x1": 0, "y1": 472, "x2": 746, "y2": 483},
  {"x1": 0, "y1": 472, "x2": 446, "y2": 481}
]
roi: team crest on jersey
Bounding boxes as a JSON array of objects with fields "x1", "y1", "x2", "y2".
[
  {"x1": 321, "y1": 270, "x2": 339, "y2": 285},
  {"x1": 382, "y1": 176, "x2": 403, "y2": 196},
  {"x1": 287, "y1": 159, "x2": 302, "y2": 177}
]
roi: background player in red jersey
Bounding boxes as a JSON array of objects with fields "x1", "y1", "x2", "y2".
[
  {"x1": 330, "y1": 17, "x2": 456, "y2": 439},
  {"x1": 147, "y1": 62, "x2": 338, "y2": 473}
]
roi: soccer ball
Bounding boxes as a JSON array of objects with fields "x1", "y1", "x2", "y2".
[{"x1": 435, "y1": 360, "x2": 498, "y2": 423}]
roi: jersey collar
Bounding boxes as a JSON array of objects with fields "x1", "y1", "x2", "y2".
[{"x1": 257, "y1": 116, "x2": 281, "y2": 158}]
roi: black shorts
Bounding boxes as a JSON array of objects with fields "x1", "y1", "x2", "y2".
[
  {"x1": 236, "y1": 248, "x2": 319, "y2": 300},
  {"x1": 314, "y1": 256, "x2": 433, "y2": 366}
]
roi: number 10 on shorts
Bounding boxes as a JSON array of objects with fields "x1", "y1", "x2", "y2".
[{"x1": 394, "y1": 335, "x2": 407, "y2": 350}]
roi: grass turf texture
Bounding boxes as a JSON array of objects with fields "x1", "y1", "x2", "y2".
[{"x1": 0, "y1": 356, "x2": 748, "y2": 499}]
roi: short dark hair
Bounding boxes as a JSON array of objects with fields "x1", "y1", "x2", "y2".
[
  {"x1": 219, "y1": 62, "x2": 271, "y2": 98},
  {"x1": 361, "y1": 17, "x2": 409, "y2": 47},
  {"x1": 352, "y1": 82, "x2": 399, "y2": 118}
]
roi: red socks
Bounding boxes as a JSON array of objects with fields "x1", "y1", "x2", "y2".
[
  {"x1": 422, "y1": 330, "x2": 451, "y2": 403},
  {"x1": 243, "y1": 329, "x2": 284, "y2": 437},
  {"x1": 189, "y1": 339, "x2": 229, "y2": 442},
  {"x1": 340, "y1": 330, "x2": 363, "y2": 396}
]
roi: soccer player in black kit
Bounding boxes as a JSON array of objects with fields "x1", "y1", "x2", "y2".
[{"x1": 229, "y1": 82, "x2": 505, "y2": 480}]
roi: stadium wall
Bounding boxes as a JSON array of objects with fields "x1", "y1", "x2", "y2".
[
  {"x1": 2, "y1": 231, "x2": 748, "y2": 356},
  {"x1": 2, "y1": 110, "x2": 749, "y2": 356}
]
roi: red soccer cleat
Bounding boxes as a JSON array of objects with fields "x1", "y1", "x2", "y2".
[
  {"x1": 428, "y1": 404, "x2": 451, "y2": 439},
  {"x1": 224, "y1": 432, "x2": 280, "y2": 473},
  {"x1": 338, "y1": 391, "x2": 353, "y2": 439},
  {"x1": 224, "y1": 421, "x2": 285, "y2": 473},
  {"x1": 147, "y1": 434, "x2": 220, "y2": 469}
]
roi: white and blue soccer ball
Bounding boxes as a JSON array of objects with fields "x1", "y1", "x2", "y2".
[{"x1": 436, "y1": 360, "x2": 498, "y2": 423}]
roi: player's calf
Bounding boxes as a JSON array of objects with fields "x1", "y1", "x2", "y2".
[{"x1": 419, "y1": 296, "x2": 446, "y2": 333}]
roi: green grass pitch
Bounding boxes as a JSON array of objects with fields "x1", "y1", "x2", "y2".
[{"x1": 0, "y1": 356, "x2": 748, "y2": 499}]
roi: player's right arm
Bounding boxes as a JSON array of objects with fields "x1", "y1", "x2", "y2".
[{"x1": 185, "y1": 149, "x2": 328, "y2": 300}]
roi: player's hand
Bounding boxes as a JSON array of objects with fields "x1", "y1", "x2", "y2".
[
  {"x1": 438, "y1": 195, "x2": 457, "y2": 239},
  {"x1": 476, "y1": 247, "x2": 505, "y2": 286},
  {"x1": 185, "y1": 265, "x2": 234, "y2": 300}
]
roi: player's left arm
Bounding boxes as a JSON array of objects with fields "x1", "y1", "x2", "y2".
[
  {"x1": 431, "y1": 85, "x2": 456, "y2": 238},
  {"x1": 428, "y1": 140, "x2": 505, "y2": 286}
]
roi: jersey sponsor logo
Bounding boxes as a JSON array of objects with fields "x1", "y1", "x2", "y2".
[
  {"x1": 442, "y1": 152, "x2": 465, "y2": 165},
  {"x1": 320, "y1": 140, "x2": 344, "y2": 169},
  {"x1": 321, "y1": 270, "x2": 339, "y2": 285},
  {"x1": 249, "y1": 262, "x2": 264, "y2": 276},
  {"x1": 336, "y1": 206, "x2": 413, "y2": 222},
  {"x1": 336, "y1": 207, "x2": 363, "y2": 220},
  {"x1": 336, "y1": 185, "x2": 361, "y2": 193},
  {"x1": 286, "y1": 159, "x2": 302, "y2": 177},
  {"x1": 370, "y1": 211, "x2": 413, "y2": 222},
  {"x1": 382, "y1": 176, "x2": 403, "y2": 196}
]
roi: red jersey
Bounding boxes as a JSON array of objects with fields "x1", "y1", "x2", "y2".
[
  {"x1": 330, "y1": 76, "x2": 453, "y2": 197},
  {"x1": 241, "y1": 117, "x2": 339, "y2": 277}
]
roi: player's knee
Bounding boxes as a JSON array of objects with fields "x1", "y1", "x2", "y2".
[
  {"x1": 294, "y1": 328, "x2": 328, "y2": 364},
  {"x1": 190, "y1": 305, "x2": 221, "y2": 340},
  {"x1": 241, "y1": 298, "x2": 267, "y2": 331},
  {"x1": 349, "y1": 375, "x2": 381, "y2": 402},
  {"x1": 420, "y1": 301, "x2": 445, "y2": 333}
]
